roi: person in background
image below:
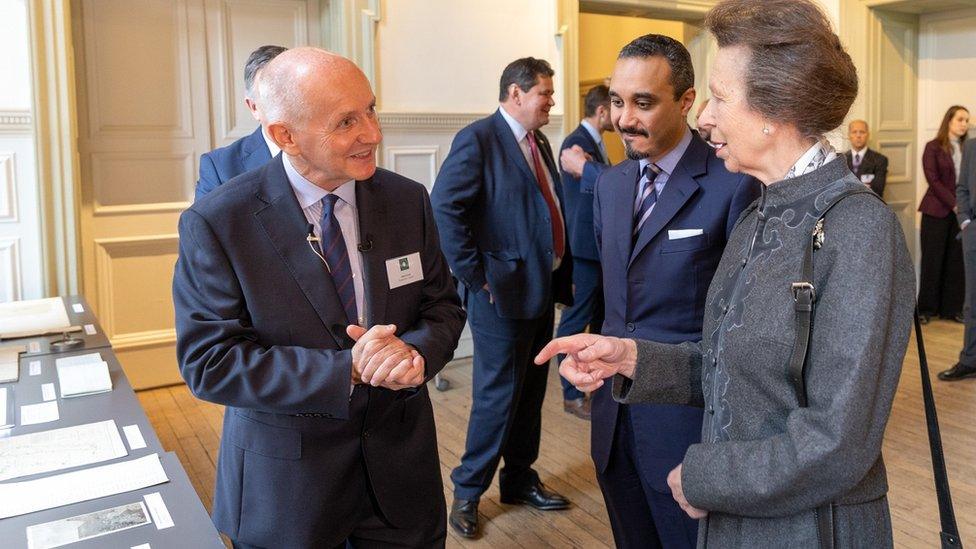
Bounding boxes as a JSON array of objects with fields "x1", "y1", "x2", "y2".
[
  {"x1": 844, "y1": 119, "x2": 888, "y2": 199},
  {"x1": 536, "y1": 0, "x2": 915, "y2": 546},
  {"x1": 431, "y1": 57, "x2": 574, "y2": 539},
  {"x1": 555, "y1": 84, "x2": 614, "y2": 420},
  {"x1": 195, "y1": 45, "x2": 287, "y2": 200},
  {"x1": 944, "y1": 123, "x2": 976, "y2": 380},
  {"x1": 918, "y1": 105, "x2": 969, "y2": 324}
]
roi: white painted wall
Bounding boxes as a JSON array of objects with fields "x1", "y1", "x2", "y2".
[
  {"x1": 0, "y1": 1, "x2": 32, "y2": 111},
  {"x1": 917, "y1": 8, "x2": 976, "y2": 210},
  {"x1": 0, "y1": 0, "x2": 43, "y2": 301},
  {"x1": 376, "y1": 0, "x2": 563, "y2": 115}
]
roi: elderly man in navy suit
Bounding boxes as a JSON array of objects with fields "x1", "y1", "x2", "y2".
[
  {"x1": 554, "y1": 84, "x2": 614, "y2": 419},
  {"x1": 174, "y1": 47, "x2": 465, "y2": 548},
  {"x1": 431, "y1": 57, "x2": 574, "y2": 539},
  {"x1": 194, "y1": 44, "x2": 287, "y2": 200},
  {"x1": 577, "y1": 35, "x2": 758, "y2": 549}
]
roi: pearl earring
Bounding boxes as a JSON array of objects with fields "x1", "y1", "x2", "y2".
[{"x1": 763, "y1": 126, "x2": 770, "y2": 135}]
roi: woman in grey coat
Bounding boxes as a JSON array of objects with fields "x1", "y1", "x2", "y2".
[{"x1": 536, "y1": 0, "x2": 915, "y2": 547}]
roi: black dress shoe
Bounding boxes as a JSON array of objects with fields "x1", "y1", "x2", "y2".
[
  {"x1": 938, "y1": 363, "x2": 976, "y2": 381},
  {"x1": 500, "y1": 482, "x2": 571, "y2": 510},
  {"x1": 449, "y1": 499, "x2": 479, "y2": 539}
]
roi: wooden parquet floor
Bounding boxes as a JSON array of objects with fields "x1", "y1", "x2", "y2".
[{"x1": 138, "y1": 318, "x2": 976, "y2": 548}]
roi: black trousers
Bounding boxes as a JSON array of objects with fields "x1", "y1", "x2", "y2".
[{"x1": 919, "y1": 213, "x2": 965, "y2": 317}]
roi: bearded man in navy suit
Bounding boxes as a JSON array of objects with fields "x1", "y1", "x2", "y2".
[
  {"x1": 194, "y1": 44, "x2": 287, "y2": 200},
  {"x1": 586, "y1": 35, "x2": 759, "y2": 548}
]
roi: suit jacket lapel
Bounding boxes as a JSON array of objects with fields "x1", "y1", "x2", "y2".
[
  {"x1": 628, "y1": 139, "x2": 705, "y2": 270},
  {"x1": 578, "y1": 126, "x2": 605, "y2": 164},
  {"x1": 492, "y1": 111, "x2": 538, "y2": 186},
  {"x1": 610, "y1": 161, "x2": 640, "y2": 268},
  {"x1": 355, "y1": 176, "x2": 389, "y2": 327},
  {"x1": 242, "y1": 126, "x2": 273, "y2": 171},
  {"x1": 254, "y1": 157, "x2": 345, "y2": 347}
]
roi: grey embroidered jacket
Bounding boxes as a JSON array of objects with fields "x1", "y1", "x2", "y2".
[{"x1": 613, "y1": 157, "x2": 915, "y2": 548}]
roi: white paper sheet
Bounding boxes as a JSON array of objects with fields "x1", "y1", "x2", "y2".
[
  {"x1": 83, "y1": 324, "x2": 96, "y2": 336},
  {"x1": 0, "y1": 420, "x2": 128, "y2": 482},
  {"x1": 143, "y1": 492, "x2": 174, "y2": 530},
  {"x1": 20, "y1": 401, "x2": 59, "y2": 426},
  {"x1": 0, "y1": 345, "x2": 23, "y2": 383},
  {"x1": 56, "y1": 353, "x2": 112, "y2": 398},
  {"x1": 28, "y1": 341, "x2": 40, "y2": 353},
  {"x1": 29, "y1": 361, "x2": 41, "y2": 376},
  {"x1": 25, "y1": 502, "x2": 151, "y2": 549},
  {"x1": 131, "y1": 544, "x2": 151, "y2": 549},
  {"x1": 71, "y1": 303, "x2": 84, "y2": 313},
  {"x1": 0, "y1": 298, "x2": 71, "y2": 339},
  {"x1": 41, "y1": 383, "x2": 56, "y2": 402},
  {"x1": 0, "y1": 387, "x2": 9, "y2": 428},
  {"x1": 0, "y1": 453, "x2": 169, "y2": 519},
  {"x1": 123, "y1": 424, "x2": 147, "y2": 450}
]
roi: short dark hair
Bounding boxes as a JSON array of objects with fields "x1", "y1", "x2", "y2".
[
  {"x1": 583, "y1": 85, "x2": 611, "y2": 117},
  {"x1": 244, "y1": 45, "x2": 288, "y2": 97},
  {"x1": 618, "y1": 34, "x2": 695, "y2": 101},
  {"x1": 498, "y1": 57, "x2": 554, "y2": 102},
  {"x1": 705, "y1": 0, "x2": 858, "y2": 138}
]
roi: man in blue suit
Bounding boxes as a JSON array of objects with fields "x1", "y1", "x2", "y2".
[
  {"x1": 194, "y1": 44, "x2": 287, "y2": 200},
  {"x1": 431, "y1": 57, "x2": 574, "y2": 539},
  {"x1": 554, "y1": 84, "x2": 614, "y2": 419},
  {"x1": 590, "y1": 35, "x2": 759, "y2": 548},
  {"x1": 174, "y1": 48, "x2": 465, "y2": 548}
]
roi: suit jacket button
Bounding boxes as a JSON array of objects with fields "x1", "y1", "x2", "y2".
[{"x1": 625, "y1": 322, "x2": 635, "y2": 332}]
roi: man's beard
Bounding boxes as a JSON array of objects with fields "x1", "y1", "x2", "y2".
[{"x1": 619, "y1": 126, "x2": 651, "y2": 160}]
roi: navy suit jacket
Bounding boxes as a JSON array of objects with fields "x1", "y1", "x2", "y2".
[
  {"x1": 174, "y1": 157, "x2": 465, "y2": 548},
  {"x1": 195, "y1": 126, "x2": 272, "y2": 200},
  {"x1": 591, "y1": 133, "x2": 760, "y2": 484},
  {"x1": 559, "y1": 124, "x2": 609, "y2": 262},
  {"x1": 431, "y1": 110, "x2": 573, "y2": 319}
]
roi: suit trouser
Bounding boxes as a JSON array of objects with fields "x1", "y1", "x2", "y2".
[
  {"x1": 919, "y1": 213, "x2": 964, "y2": 317},
  {"x1": 555, "y1": 257, "x2": 604, "y2": 400},
  {"x1": 960, "y1": 224, "x2": 976, "y2": 365},
  {"x1": 597, "y1": 405, "x2": 698, "y2": 549},
  {"x1": 451, "y1": 287, "x2": 553, "y2": 500}
]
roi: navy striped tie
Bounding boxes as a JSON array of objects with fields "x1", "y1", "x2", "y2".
[
  {"x1": 633, "y1": 162, "x2": 662, "y2": 237},
  {"x1": 320, "y1": 194, "x2": 358, "y2": 324}
]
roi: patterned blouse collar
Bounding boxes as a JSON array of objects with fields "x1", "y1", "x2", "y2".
[{"x1": 762, "y1": 154, "x2": 852, "y2": 210}]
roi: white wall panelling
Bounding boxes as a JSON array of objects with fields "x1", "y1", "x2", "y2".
[
  {"x1": 384, "y1": 147, "x2": 438, "y2": 191},
  {"x1": 0, "y1": 237, "x2": 21, "y2": 302},
  {"x1": 0, "y1": 151, "x2": 17, "y2": 222}
]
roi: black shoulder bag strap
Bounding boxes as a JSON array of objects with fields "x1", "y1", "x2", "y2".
[{"x1": 789, "y1": 188, "x2": 963, "y2": 549}]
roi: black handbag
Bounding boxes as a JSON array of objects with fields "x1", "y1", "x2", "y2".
[{"x1": 789, "y1": 188, "x2": 963, "y2": 549}]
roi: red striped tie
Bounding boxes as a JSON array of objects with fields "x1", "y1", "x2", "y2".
[{"x1": 526, "y1": 132, "x2": 565, "y2": 259}]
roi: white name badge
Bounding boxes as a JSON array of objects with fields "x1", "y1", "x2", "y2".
[
  {"x1": 860, "y1": 174, "x2": 875, "y2": 183},
  {"x1": 385, "y1": 252, "x2": 424, "y2": 289}
]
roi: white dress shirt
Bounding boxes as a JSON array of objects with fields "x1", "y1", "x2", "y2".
[
  {"x1": 282, "y1": 155, "x2": 366, "y2": 325},
  {"x1": 262, "y1": 127, "x2": 281, "y2": 158},
  {"x1": 498, "y1": 106, "x2": 564, "y2": 269},
  {"x1": 635, "y1": 125, "x2": 694, "y2": 218},
  {"x1": 581, "y1": 119, "x2": 608, "y2": 164}
]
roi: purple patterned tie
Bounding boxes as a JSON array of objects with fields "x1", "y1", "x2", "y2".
[
  {"x1": 633, "y1": 162, "x2": 662, "y2": 238},
  {"x1": 320, "y1": 194, "x2": 357, "y2": 324}
]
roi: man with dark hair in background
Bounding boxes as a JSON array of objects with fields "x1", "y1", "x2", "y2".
[
  {"x1": 555, "y1": 84, "x2": 614, "y2": 420},
  {"x1": 590, "y1": 34, "x2": 758, "y2": 548},
  {"x1": 195, "y1": 44, "x2": 288, "y2": 200},
  {"x1": 431, "y1": 57, "x2": 574, "y2": 539}
]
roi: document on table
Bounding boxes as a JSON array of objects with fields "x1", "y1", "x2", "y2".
[
  {"x1": 0, "y1": 420, "x2": 128, "y2": 482},
  {"x1": 0, "y1": 387, "x2": 11, "y2": 429},
  {"x1": 0, "y1": 344, "x2": 24, "y2": 383},
  {"x1": 55, "y1": 353, "x2": 112, "y2": 398},
  {"x1": 25, "y1": 501, "x2": 151, "y2": 549},
  {"x1": 0, "y1": 297, "x2": 71, "y2": 339},
  {"x1": 20, "y1": 400, "x2": 59, "y2": 425},
  {"x1": 0, "y1": 453, "x2": 169, "y2": 519}
]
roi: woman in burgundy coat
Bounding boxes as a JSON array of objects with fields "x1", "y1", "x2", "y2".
[{"x1": 918, "y1": 105, "x2": 970, "y2": 323}]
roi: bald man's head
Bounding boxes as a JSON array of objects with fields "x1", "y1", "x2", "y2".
[
  {"x1": 848, "y1": 119, "x2": 869, "y2": 151},
  {"x1": 260, "y1": 47, "x2": 382, "y2": 190}
]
